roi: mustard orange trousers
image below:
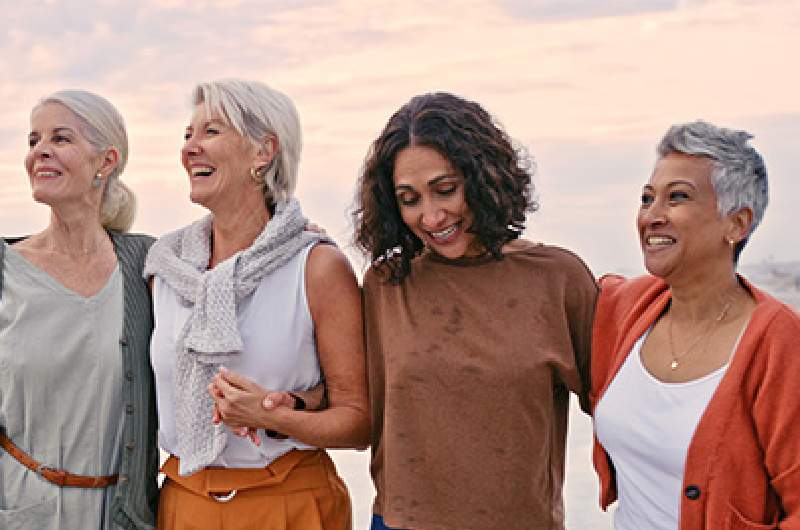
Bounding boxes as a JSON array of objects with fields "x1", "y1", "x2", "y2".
[{"x1": 157, "y1": 450, "x2": 351, "y2": 530}]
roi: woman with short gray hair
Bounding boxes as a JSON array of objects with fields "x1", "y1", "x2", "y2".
[
  {"x1": 591, "y1": 120, "x2": 800, "y2": 529},
  {"x1": 0, "y1": 90, "x2": 158, "y2": 529},
  {"x1": 147, "y1": 79, "x2": 367, "y2": 530},
  {"x1": 656, "y1": 120, "x2": 769, "y2": 262}
]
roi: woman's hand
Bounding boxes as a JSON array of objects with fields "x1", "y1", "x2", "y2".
[
  {"x1": 208, "y1": 367, "x2": 296, "y2": 445},
  {"x1": 209, "y1": 244, "x2": 368, "y2": 451},
  {"x1": 304, "y1": 222, "x2": 328, "y2": 236}
]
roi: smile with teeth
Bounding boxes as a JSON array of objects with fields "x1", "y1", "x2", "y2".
[
  {"x1": 428, "y1": 223, "x2": 460, "y2": 242},
  {"x1": 646, "y1": 235, "x2": 676, "y2": 246},
  {"x1": 191, "y1": 166, "x2": 215, "y2": 177},
  {"x1": 36, "y1": 170, "x2": 61, "y2": 178}
]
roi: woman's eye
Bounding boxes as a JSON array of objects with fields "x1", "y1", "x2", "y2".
[
  {"x1": 397, "y1": 194, "x2": 419, "y2": 206},
  {"x1": 205, "y1": 127, "x2": 219, "y2": 135},
  {"x1": 437, "y1": 185, "x2": 457, "y2": 196},
  {"x1": 28, "y1": 137, "x2": 37, "y2": 148},
  {"x1": 53, "y1": 134, "x2": 70, "y2": 144},
  {"x1": 183, "y1": 132, "x2": 192, "y2": 141},
  {"x1": 669, "y1": 191, "x2": 689, "y2": 202},
  {"x1": 640, "y1": 194, "x2": 654, "y2": 206}
]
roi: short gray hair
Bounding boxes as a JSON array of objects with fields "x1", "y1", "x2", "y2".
[
  {"x1": 191, "y1": 79, "x2": 302, "y2": 207},
  {"x1": 38, "y1": 90, "x2": 136, "y2": 232},
  {"x1": 657, "y1": 120, "x2": 768, "y2": 260}
]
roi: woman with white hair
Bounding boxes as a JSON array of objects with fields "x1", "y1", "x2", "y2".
[
  {"x1": 591, "y1": 121, "x2": 800, "y2": 529},
  {"x1": 146, "y1": 79, "x2": 367, "y2": 530},
  {"x1": 0, "y1": 90, "x2": 158, "y2": 529}
]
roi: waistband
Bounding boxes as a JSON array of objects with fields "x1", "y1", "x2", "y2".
[{"x1": 161, "y1": 449, "x2": 334, "y2": 499}]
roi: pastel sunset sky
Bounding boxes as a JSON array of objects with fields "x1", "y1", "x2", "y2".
[{"x1": 1, "y1": 0, "x2": 798, "y2": 276}]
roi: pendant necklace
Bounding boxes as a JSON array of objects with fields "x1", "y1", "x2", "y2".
[{"x1": 667, "y1": 301, "x2": 732, "y2": 370}]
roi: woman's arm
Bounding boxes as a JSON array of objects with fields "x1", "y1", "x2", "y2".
[{"x1": 211, "y1": 243, "x2": 369, "y2": 449}]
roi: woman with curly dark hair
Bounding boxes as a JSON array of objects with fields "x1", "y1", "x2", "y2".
[{"x1": 354, "y1": 92, "x2": 597, "y2": 530}]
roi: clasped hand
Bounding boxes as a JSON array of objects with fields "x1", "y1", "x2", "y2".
[{"x1": 208, "y1": 366, "x2": 296, "y2": 446}]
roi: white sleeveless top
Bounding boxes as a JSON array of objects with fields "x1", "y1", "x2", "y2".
[
  {"x1": 150, "y1": 245, "x2": 320, "y2": 468},
  {"x1": 594, "y1": 329, "x2": 734, "y2": 530}
]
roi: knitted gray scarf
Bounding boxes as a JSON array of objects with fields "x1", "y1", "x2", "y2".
[{"x1": 144, "y1": 198, "x2": 328, "y2": 476}]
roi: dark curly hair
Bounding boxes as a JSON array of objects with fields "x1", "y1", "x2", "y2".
[{"x1": 352, "y1": 92, "x2": 537, "y2": 282}]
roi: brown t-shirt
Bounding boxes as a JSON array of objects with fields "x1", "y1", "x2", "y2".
[{"x1": 363, "y1": 240, "x2": 597, "y2": 530}]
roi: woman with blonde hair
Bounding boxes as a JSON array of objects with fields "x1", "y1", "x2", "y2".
[
  {"x1": 147, "y1": 79, "x2": 367, "y2": 530},
  {"x1": 0, "y1": 90, "x2": 158, "y2": 529}
]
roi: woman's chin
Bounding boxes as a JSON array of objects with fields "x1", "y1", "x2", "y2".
[
  {"x1": 643, "y1": 257, "x2": 676, "y2": 280},
  {"x1": 428, "y1": 237, "x2": 472, "y2": 260},
  {"x1": 188, "y1": 189, "x2": 212, "y2": 209},
  {"x1": 31, "y1": 187, "x2": 64, "y2": 208}
]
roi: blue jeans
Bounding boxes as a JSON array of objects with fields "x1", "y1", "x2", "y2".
[{"x1": 370, "y1": 514, "x2": 408, "y2": 530}]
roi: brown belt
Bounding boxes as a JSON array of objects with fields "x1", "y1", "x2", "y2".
[{"x1": 0, "y1": 433, "x2": 119, "y2": 488}]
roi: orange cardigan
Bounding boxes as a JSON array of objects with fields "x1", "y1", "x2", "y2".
[{"x1": 590, "y1": 274, "x2": 800, "y2": 530}]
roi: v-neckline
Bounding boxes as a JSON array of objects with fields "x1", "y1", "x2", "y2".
[{"x1": 3, "y1": 241, "x2": 120, "y2": 302}]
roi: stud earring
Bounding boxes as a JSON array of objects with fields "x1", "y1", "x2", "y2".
[
  {"x1": 91, "y1": 172, "x2": 103, "y2": 188},
  {"x1": 725, "y1": 237, "x2": 736, "y2": 249}
]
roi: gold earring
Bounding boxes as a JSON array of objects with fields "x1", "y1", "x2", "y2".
[{"x1": 250, "y1": 167, "x2": 264, "y2": 185}]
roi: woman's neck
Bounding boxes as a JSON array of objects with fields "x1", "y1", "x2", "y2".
[
  {"x1": 668, "y1": 269, "x2": 750, "y2": 324},
  {"x1": 36, "y1": 207, "x2": 109, "y2": 257},
  {"x1": 209, "y1": 201, "x2": 271, "y2": 267}
]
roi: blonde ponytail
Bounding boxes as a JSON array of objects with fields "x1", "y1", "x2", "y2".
[{"x1": 101, "y1": 179, "x2": 137, "y2": 232}]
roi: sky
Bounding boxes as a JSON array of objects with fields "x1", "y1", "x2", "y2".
[
  {"x1": 2, "y1": 2, "x2": 796, "y2": 527},
  {"x1": 1, "y1": 0, "x2": 798, "y2": 276}
]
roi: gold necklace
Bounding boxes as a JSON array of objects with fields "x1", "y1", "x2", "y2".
[{"x1": 667, "y1": 302, "x2": 732, "y2": 370}]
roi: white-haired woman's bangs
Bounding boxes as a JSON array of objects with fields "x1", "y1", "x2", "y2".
[{"x1": 195, "y1": 82, "x2": 249, "y2": 139}]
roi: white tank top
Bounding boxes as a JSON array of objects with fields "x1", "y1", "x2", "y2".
[
  {"x1": 150, "y1": 245, "x2": 320, "y2": 468},
  {"x1": 594, "y1": 329, "x2": 732, "y2": 530}
]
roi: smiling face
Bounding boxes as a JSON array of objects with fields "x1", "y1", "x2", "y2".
[
  {"x1": 637, "y1": 152, "x2": 740, "y2": 282},
  {"x1": 24, "y1": 102, "x2": 106, "y2": 209},
  {"x1": 393, "y1": 145, "x2": 479, "y2": 259},
  {"x1": 181, "y1": 103, "x2": 267, "y2": 211}
]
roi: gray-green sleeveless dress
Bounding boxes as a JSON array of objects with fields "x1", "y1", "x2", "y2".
[{"x1": 0, "y1": 245, "x2": 125, "y2": 530}]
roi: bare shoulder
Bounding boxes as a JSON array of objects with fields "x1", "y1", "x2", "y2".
[
  {"x1": 305, "y1": 243, "x2": 359, "y2": 302},
  {"x1": 305, "y1": 243, "x2": 362, "y2": 326},
  {"x1": 306, "y1": 243, "x2": 356, "y2": 280}
]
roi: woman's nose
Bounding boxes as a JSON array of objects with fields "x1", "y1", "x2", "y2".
[
  {"x1": 640, "y1": 200, "x2": 667, "y2": 226},
  {"x1": 421, "y1": 205, "x2": 446, "y2": 228},
  {"x1": 32, "y1": 141, "x2": 52, "y2": 159},
  {"x1": 182, "y1": 137, "x2": 201, "y2": 157}
]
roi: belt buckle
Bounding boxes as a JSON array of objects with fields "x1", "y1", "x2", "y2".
[{"x1": 209, "y1": 489, "x2": 238, "y2": 502}]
